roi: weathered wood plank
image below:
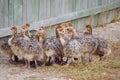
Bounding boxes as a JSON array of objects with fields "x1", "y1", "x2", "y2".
[
  {"x1": 3, "y1": 0, "x2": 9, "y2": 28},
  {"x1": 8, "y1": 0, "x2": 14, "y2": 27},
  {"x1": 102, "y1": 0, "x2": 108, "y2": 5},
  {"x1": 0, "y1": 0, "x2": 4, "y2": 28},
  {"x1": 46, "y1": 0, "x2": 50, "y2": 19},
  {"x1": 76, "y1": 0, "x2": 84, "y2": 11},
  {"x1": 33, "y1": 0, "x2": 39, "y2": 22},
  {"x1": 26, "y1": 0, "x2": 34, "y2": 23},
  {"x1": 54, "y1": 0, "x2": 61, "y2": 16},
  {"x1": 63, "y1": 0, "x2": 73, "y2": 14},
  {"x1": 0, "y1": 1, "x2": 120, "y2": 37},
  {"x1": 38, "y1": 0, "x2": 42, "y2": 21},
  {"x1": 93, "y1": 14, "x2": 99, "y2": 27},
  {"x1": 83, "y1": 0, "x2": 88, "y2": 10},
  {"x1": 97, "y1": 0, "x2": 102, "y2": 6},
  {"x1": 14, "y1": 0, "x2": 23, "y2": 26},
  {"x1": 40, "y1": 0, "x2": 47, "y2": 20},
  {"x1": 22, "y1": 0, "x2": 27, "y2": 24},
  {"x1": 72, "y1": 0, "x2": 76, "y2": 12},
  {"x1": 106, "y1": 10, "x2": 112, "y2": 23},
  {"x1": 50, "y1": 0, "x2": 56, "y2": 17},
  {"x1": 75, "y1": 18, "x2": 86, "y2": 32}
]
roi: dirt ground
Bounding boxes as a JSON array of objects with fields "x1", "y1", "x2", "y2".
[{"x1": 0, "y1": 21, "x2": 120, "y2": 80}]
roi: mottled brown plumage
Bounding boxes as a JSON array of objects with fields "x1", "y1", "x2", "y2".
[
  {"x1": 38, "y1": 26, "x2": 47, "y2": 43},
  {"x1": 8, "y1": 26, "x2": 24, "y2": 61},
  {"x1": 59, "y1": 23, "x2": 98, "y2": 64},
  {"x1": 8, "y1": 26, "x2": 44, "y2": 68},
  {"x1": 21, "y1": 23, "x2": 31, "y2": 38},
  {"x1": 0, "y1": 39, "x2": 15, "y2": 63},
  {"x1": 43, "y1": 25, "x2": 64, "y2": 64},
  {"x1": 85, "y1": 24, "x2": 111, "y2": 60}
]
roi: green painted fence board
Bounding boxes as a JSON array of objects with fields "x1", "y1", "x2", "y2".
[
  {"x1": 8, "y1": 0, "x2": 14, "y2": 26},
  {"x1": 26, "y1": 0, "x2": 33, "y2": 23},
  {"x1": 0, "y1": 0, "x2": 120, "y2": 37},
  {"x1": 22, "y1": 0, "x2": 27, "y2": 24},
  {"x1": 0, "y1": 0, "x2": 4, "y2": 28},
  {"x1": 3, "y1": 0, "x2": 9, "y2": 27},
  {"x1": 14, "y1": 0, "x2": 23, "y2": 26},
  {"x1": 51, "y1": 0, "x2": 59, "y2": 16}
]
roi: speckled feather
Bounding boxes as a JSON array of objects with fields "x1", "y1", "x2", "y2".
[
  {"x1": 77, "y1": 35, "x2": 98, "y2": 54},
  {"x1": 44, "y1": 36, "x2": 64, "y2": 57},
  {"x1": 0, "y1": 40, "x2": 14, "y2": 58},
  {"x1": 95, "y1": 37, "x2": 111, "y2": 57}
]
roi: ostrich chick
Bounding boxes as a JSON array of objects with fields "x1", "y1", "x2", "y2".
[
  {"x1": 85, "y1": 24, "x2": 111, "y2": 61},
  {"x1": 43, "y1": 25, "x2": 64, "y2": 65}
]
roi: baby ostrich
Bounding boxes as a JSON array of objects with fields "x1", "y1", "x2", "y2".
[
  {"x1": 85, "y1": 24, "x2": 92, "y2": 35},
  {"x1": 0, "y1": 39, "x2": 18, "y2": 63},
  {"x1": 60, "y1": 22, "x2": 98, "y2": 63},
  {"x1": 60, "y1": 22, "x2": 77, "y2": 40},
  {"x1": 21, "y1": 23, "x2": 31, "y2": 38},
  {"x1": 78, "y1": 28, "x2": 98, "y2": 62},
  {"x1": 85, "y1": 24, "x2": 111, "y2": 61},
  {"x1": 2, "y1": 25, "x2": 30, "y2": 65},
  {"x1": 22, "y1": 27, "x2": 45, "y2": 68},
  {"x1": 8, "y1": 26, "x2": 24, "y2": 61},
  {"x1": 8, "y1": 26, "x2": 44, "y2": 68},
  {"x1": 60, "y1": 27, "x2": 84, "y2": 65},
  {"x1": 37, "y1": 26, "x2": 47, "y2": 44},
  {"x1": 61, "y1": 22, "x2": 73, "y2": 30},
  {"x1": 22, "y1": 27, "x2": 46, "y2": 66},
  {"x1": 43, "y1": 25, "x2": 64, "y2": 65}
]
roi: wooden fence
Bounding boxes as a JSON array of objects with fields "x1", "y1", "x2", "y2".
[{"x1": 0, "y1": 0, "x2": 120, "y2": 37}]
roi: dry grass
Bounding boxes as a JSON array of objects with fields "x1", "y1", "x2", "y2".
[
  {"x1": 0, "y1": 40, "x2": 120, "y2": 80},
  {"x1": 35, "y1": 41, "x2": 120, "y2": 80}
]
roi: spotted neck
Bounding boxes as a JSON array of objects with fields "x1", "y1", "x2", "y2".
[
  {"x1": 22, "y1": 31, "x2": 30, "y2": 40},
  {"x1": 87, "y1": 27, "x2": 92, "y2": 35},
  {"x1": 8, "y1": 30, "x2": 17, "y2": 46}
]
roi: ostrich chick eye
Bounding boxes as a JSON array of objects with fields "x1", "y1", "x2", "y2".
[{"x1": 67, "y1": 28, "x2": 69, "y2": 31}]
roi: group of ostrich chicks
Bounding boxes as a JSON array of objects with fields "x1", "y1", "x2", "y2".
[{"x1": 0, "y1": 22, "x2": 111, "y2": 68}]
